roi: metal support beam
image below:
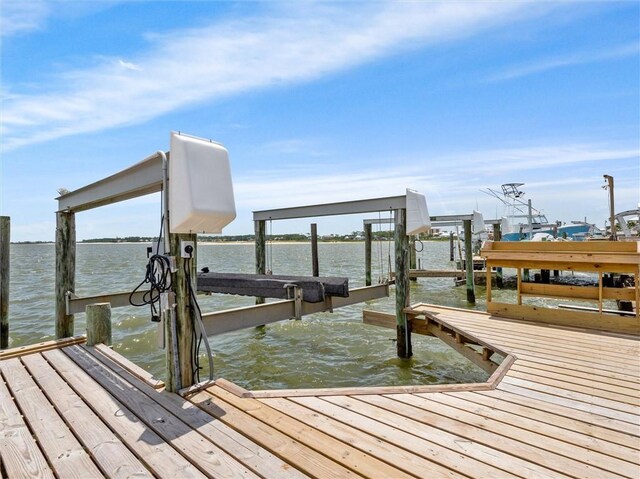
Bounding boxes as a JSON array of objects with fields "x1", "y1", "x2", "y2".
[
  {"x1": 254, "y1": 196, "x2": 406, "y2": 221},
  {"x1": 56, "y1": 152, "x2": 165, "y2": 213},
  {"x1": 201, "y1": 284, "x2": 389, "y2": 336}
]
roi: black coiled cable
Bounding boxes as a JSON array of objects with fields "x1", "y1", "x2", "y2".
[{"x1": 129, "y1": 254, "x2": 172, "y2": 321}]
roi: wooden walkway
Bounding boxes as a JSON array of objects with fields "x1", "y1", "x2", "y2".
[{"x1": 2, "y1": 305, "x2": 639, "y2": 478}]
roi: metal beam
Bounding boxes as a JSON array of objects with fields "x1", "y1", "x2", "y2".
[
  {"x1": 56, "y1": 152, "x2": 166, "y2": 212},
  {"x1": 66, "y1": 291, "x2": 151, "y2": 315},
  {"x1": 253, "y1": 196, "x2": 406, "y2": 221},
  {"x1": 364, "y1": 216, "x2": 501, "y2": 227},
  {"x1": 201, "y1": 284, "x2": 389, "y2": 336}
]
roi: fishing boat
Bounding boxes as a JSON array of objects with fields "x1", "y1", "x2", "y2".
[{"x1": 483, "y1": 183, "x2": 599, "y2": 241}]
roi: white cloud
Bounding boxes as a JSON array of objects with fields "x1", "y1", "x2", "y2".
[
  {"x1": 2, "y1": 2, "x2": 540, "y2": 150},
  {"x1": 230, "y1": 141, "x2": 638, "y2": 222},
  {"x1": 1, "y1": 0, "x2": 50, "y2": 36},
  {"x1": 117, "y1": 59, "x2": 142, "y2": 72},
  {"x1": 487, "y1": 42, "x2": 640, "y2": 82}
]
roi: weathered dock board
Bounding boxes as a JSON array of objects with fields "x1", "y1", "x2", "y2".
[{"x1": 2, "y1": 305, "x2": 639, "y2": 478}]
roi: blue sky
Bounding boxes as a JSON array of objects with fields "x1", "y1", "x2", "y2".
[{"x1": 1, "y1": 1, "x2": 638, "y2": 241}]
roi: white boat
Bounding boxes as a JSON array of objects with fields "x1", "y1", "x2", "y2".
[{"x1": 483, "y1": 183, "x2": 600, "y2": 241}]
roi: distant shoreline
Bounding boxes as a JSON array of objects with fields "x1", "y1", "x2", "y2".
[{"x1": 13, "y1": 237, "x2": 449, "y2": 245}]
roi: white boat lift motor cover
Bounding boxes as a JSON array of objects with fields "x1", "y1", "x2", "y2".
[
  {"x1": 406, "y1": 188, "x2": 431, "y2": 235},
  {"x1": 472, "y1": 210, "x2": 485, "y2": 234},
  {"x1": 169, "y1": 132, "x2": 236, "y2": 234}
]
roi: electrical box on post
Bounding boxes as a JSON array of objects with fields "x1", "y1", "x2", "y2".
[{"x1": 169, "y1": 132, "x2": 236, "y2": 234}]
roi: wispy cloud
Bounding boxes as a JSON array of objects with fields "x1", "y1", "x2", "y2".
[
  {"x1": 231, "y1": 141, "x2": 638, "y2": 216},
  {"x1": 1, "y1": 0, "x2": 51, "y2": 37},
  {"x1": 487, "y1": 42, "x2": 640, "y2": 82},
  {"x1": 2, "y1": 2, "x2": 540, "y2": 151}
]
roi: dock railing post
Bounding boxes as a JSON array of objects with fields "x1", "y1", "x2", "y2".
[
  {"x1": 463, "y1": 219, "x2": 476, "y2": 304},
  {"x1": 0, "y1": 216, "x2": 9, "y2": 349},
  {"x1": 86, "y1": 303, "x2": 112, "y2": 346},
  {"x1": 364, "y1": 223, "x2": 372, "y2": 286},
  {"x1": 310, "y1": 223, "x2": 319, "y2": 277},
  {"x1": 394, "y1": 208, "x2": 412, "y2": 358},
  {"x1": 255, "y1": 220, "x2": 266, "y2": 304},
  {"x1": 55, "y1": 211, "x2": 76, "y2": 339}
]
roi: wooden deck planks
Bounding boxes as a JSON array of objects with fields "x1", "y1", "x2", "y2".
[
  {"x1": 393, "y1": 393, "x2": 637, "y2": 478},
  {"x1": 83, "y1": 345, "x2": 309, "y2": 479},
  {"x1": 2, "y1": 302, "x2": 639, "y2": 479},
  {"x1": 0, "y1": 374, "x2": 54, "y2": 479},
  {"x1": 0, "y1": 358, "x2": 104, "y2": 479},
  {"x1": 20, "y1": 353, "x2": 153, "y2": 479},
  {"x1": 453, "y1": 389, "x2": 640, "y2": 450},
  {"x1": 62, "y1": 345, "x2": 260, "y2": 479},
  {"x1": 189, "y1": 389, "x2": 362, "y2": 479},
  {"x1": 259, "y1": 396, "x2": 461, "y2": 479},
  {"x1": 435, "y1": 391, "x2": 640, "y2": 465},
  {"x1": 293, "y1": 395, "x2": 523, "y2": 479},
  {"x1": 207, "y1": 387, "x2": 420, "y2": 479},
  {"x1": 42, "y1": 348, "x2": 208, "y2": 479}
]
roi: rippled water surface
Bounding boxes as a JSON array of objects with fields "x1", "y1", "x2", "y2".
[{"x1": 9, "y1": 241, "x2": 508, "y2": 389}]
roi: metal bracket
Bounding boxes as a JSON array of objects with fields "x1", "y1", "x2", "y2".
[
  {"x1": 65, "y1": 291, "x2": 77, "y2": 316},
  {"x1": 284, "y1": 284, "x2": 303, "y2": 320}
]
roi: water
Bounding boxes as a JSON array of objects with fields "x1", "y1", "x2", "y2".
[{"x1": 8, "y1": 241, "x2": 499, "y2": 389}]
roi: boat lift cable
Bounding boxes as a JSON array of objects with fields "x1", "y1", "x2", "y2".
[{"x1": 183, "y1": 248, "x2": 214, "y2": 383}]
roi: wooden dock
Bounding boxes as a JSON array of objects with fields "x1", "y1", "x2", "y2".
[{"x1": 2, "y1": 305, "x2": 639, "y2": 478}]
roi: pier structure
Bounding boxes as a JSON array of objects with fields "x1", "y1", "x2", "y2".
[
  {"x1": 252, "y1": 194, "x2": 425, "y2": 358},
  {"x1": 2, "y1": 301, "x2": 638, "y2": 478},
  {"x1": 363, "y1": 215, "x2": 502, "y2": 304}
]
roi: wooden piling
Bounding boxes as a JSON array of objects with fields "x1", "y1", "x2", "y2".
[
  {"x1": 86, "y1": 303, "x2": 112, "y2": 346},
  {"x1": 166, "y1": 233, "x2": 197, "y2": 392},
  {"x1": 55, "y1": 211, "x2": 76, "y2": 339},
  {"x1": 255, "y1": 220, "x2": 266, "y2": 304},
  {"x1": 310, "y1": 223, "x2": 319, "y2": 277},
  {"x1": 394, "y1": 209, "x2": 412, "y2": 358},
  {"x1": 364, "y1": 223, "x2": 372, "y2": 286},
  {"x1": 463, "y1": 219, "x2": 475, "y2": 304},
  {"x1": 0, "y1": 216, "x2": 9, "y2": 349},
  {"x1": 449, "y1": 232, "x2": 454, "y2": 261},
  {"x1": 492, "y1": 224, "x2": 503, "y2": 288}
]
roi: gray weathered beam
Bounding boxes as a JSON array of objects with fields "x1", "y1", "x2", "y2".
[
  {"x1": 364, "y1": 216, "x2": 501, "y2": 227},
  {"x1": 253, "y1": 196, "x2": 406, "y2": 221},
  {"x1": 56, "y1": 152, "x2": 165, "y2": 213},
  {"x1": 201, "y1": 284, "x2": 388, "y2": 336},
  {"x1": 66, "y1": 291, "x2": 150, "y2": 315}
]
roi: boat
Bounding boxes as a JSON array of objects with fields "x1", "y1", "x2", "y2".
[{"x1": 483, "y1": 183, "x2": 600, "y2": 241}]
